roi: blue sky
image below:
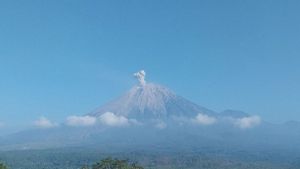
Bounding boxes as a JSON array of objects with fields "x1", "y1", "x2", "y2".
[{"x1": 0, "y1": 0, "x2": 300, "y2": 133}]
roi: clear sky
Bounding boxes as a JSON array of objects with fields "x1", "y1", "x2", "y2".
[{"x1": 0, "y1": 0, "x2": 300, "y2": 133}]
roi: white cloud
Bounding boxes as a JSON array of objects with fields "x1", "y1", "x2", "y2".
[
  {"x1": 99, "y1": 112, "x2": 129, "y2": 127},
  {"x1": 129, "y1": 119, "x2": 143, "y2": 125},
  {"x1": 154, "y1": 121, "x2": 167, "y2": 129},
  {"x1": 66, "y1": 115, "x2": 97, "y2": 127},
  {"x1": 65, "y1": 113, "x2": 140, "y2": 127},
  {"x1": 234, "y1": 115, "x2": 261, "y2": 129},
  {"x1": 0, "y1": 122, "x2": 4, "y2": 128},
  {"x1": 192, "y1": 113, "x2": 217, "y2": 125},
  {"x1": 34, "y1": 117, "x2": 58, "y2": 129}
]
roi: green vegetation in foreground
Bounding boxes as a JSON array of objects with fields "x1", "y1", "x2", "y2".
[
  {"x1": 0, "y1": 163, "x2": 7, "y2": 169},
  {"x1": 1, "y1": 149, "x2": 299, "y2": 169},
  {"x1": 82, "y1": 157, "x2": 143, "y2": 169}
]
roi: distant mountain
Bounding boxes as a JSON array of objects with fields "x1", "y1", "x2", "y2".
[
  {"x1": 284, "y1": 120, "x2": 300, "y2": 127},
  {"x1": 218, "y1": 109, "x2": 249, "y2": 118}
]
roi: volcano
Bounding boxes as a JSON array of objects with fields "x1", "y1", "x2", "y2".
[
  {"x1": 89, "y1": 82, "x2": 215, "y2": 121},
  {"x1": 1, "y1": 70, "x2": 300, "y2": 152}
]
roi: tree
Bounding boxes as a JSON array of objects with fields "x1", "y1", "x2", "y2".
[
  {"x1": 91, "y1": 157, "x2": 144, "y2": 169},
  {"x1": 0, "y1": 163, "x2": 7, "y2": 169}
]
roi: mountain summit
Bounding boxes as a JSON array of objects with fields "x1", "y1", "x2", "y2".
[{"x1": 88, "y1": 70, "x2": 215, "y2": 120}]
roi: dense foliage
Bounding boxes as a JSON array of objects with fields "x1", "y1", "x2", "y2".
[
  {"x1": 0, "y1": 163, "x2": 7, "y2": 169},
  {"x1": 89, "y1": 157, "x2": 143, "y2": 169}
]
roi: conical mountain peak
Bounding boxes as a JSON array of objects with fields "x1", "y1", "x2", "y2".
[{"x1": 88, "y1": 71, "x2": 215, "y2": 120}]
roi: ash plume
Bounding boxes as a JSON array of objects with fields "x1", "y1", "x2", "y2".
[{"x1": 134, "y1": 70, "x2": 146, "y2": 86}]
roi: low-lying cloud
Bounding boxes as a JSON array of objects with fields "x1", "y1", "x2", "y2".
[
  {"x1": 65, "y1": 113, "x2": 139, "y2": 127},
  {"x1": 154, "y1": 120, "x2": 167, "y2": 129},
  {"x1": 34, "y1": 117, "x2": 58, "y2": 128},
  {"x1": 99, "y1": 112, "x2": 129, "y2": 127},
  {"x1": 66, "y1": 115, "x2": 97, "y2": 127},
  {"x1": 193, "y1": 113, "x2": 217, "y2": 125},
  {"x1": 0, "y1": 122, "x2": 4, "y2": 128},
  {"x1": 234, "y1": 115, "x2": 261, "y2": 129}
]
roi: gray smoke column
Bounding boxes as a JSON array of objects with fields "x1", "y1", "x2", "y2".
[{"x1": 134, "y1": 70, "x2": 146, "y2": 86}]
